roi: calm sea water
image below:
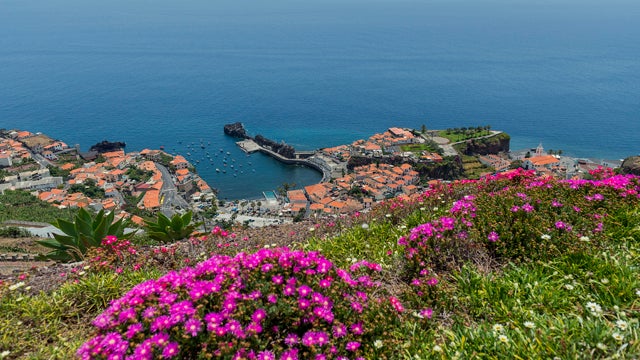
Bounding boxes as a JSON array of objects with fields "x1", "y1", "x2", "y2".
[{"x1": 1, "y1": 0, "x2": 639, "y2": 199}]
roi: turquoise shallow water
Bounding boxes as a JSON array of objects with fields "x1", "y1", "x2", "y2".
[{"x1": 1, "y1": 0, "x2": 639, "y2": 199}]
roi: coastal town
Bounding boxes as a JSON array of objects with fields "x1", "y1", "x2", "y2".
[{"x1": 0, "y1": 126, "x2": 624, "y2": 230}]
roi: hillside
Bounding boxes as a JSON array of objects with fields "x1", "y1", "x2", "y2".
[{"x1": 1, "y1": 168, "x2": 639, "y2": 359}]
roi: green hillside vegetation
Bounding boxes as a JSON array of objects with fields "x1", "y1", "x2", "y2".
[
  {"x1": 1, "y1": 168, "x2": 639, "y2": 359},
  {"x1": 0, "y1": 190, "x2": 76, "y2": 224}
]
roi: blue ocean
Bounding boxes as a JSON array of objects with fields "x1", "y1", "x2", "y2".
[{"x1": 1, "y1": 0, "x2": 639, "y2": 199}]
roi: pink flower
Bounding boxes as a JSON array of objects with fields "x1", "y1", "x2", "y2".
[
  {"x1": 420, "y1": 308, "x2": 433, "y2": 319},
  {"x1": 350, "y1": 322, "x2": 364, "y2": 335},
  {"x1": 346, "y1": 341, "x2": 361, "y2": 351},
  {"x1": 488, "y1": 231, "x2": 499, "y2": 242},
  {"x1": 332, "y1": 324, "x2": 347, "y2": 338}
]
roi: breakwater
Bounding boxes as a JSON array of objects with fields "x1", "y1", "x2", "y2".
[{"x1": 225, "y1": 124, "x2": 330, "y2": 182}]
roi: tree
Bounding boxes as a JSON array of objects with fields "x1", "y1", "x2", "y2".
[
  {"x1": 525, "y1": 151, "x2": 531, "y2": 158},
  {"x1": 509, "y1": 160, "x2": 524, "y2": 170},
  {"x1": 277, "y1": 182, "x2": 296, "y2": 197},
  {"x1": 421, "y1": 124, "x2": 427, "y2": 134}
]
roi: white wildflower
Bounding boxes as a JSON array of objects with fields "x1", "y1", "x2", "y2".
[
  {"x1": 374, "y1": 340, "x2": 383, "y2": 349},
  {"x1": 432, "y1": 345, "x2": 443, "y2": 352},
  {"x1": 498, "y1": 335, "x2": 509, "y2": 343},
  {"x1": 419, "y1": 207, "x2": 426, "y2": 211},
  {"x1": 585, "y1": 301, "x2": 603, "y2": 316},
  {"x1": 25, "y1": 286, "x2": 31, "y2": 291},
  {"x1": 541, "y1": 234, "x2": 551, "y2": 240},
  {"x1": 492, "y1": 324, "x2": 504, "y2": 333},
  {"x1": 0, "y1": 350, "x2": 10, "y2": 359},
  {"x1": 564, "y1": 284, "x2": 574, "y2": 290},
  {"x1": 596, "y1": 343, "x2": 607, "y2": 351},
  {"x1": 78, "y1": 271, "x2": 86, "y2": 276},
  {"x1": 433, "y1": 207, "x2": 439, "y2": 211},
  {"x1": 8, "y1": 281, "x2": 25, "y2": 291},
  {"x1": 83, "y1": 265, "x2": 91, "y2": 270},
  {"x1": 579, "y1": 236, "x2": 590, "y2": 242},
  {"x1": 612, "y1": 332, "x2": 624, "y2": 342},
  {"x1": 601, "y1": 278, "x2": 609, "y2": 284},
  {"x1": 309, "y1": 227, "x2": 315, "y2": 232},
  {"x1": 636, "y1": 289, "x2": 640, "y2": 297},
  {"x1": 385, "y1": 214, "x2": 392, "y2": 218},
  {"x1": 523, "y1": 321, "x2": 536, "y2": 329},
  {"x1": 616, "y1": 320, "x2": 628, "y2": 331},
  {"x1": 361, "y1": 223, "x2": 369, "y2": 230}
]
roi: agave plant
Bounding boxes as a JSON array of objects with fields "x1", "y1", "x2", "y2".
[
  {"x1": 143, "y1": 211, "x2": 203, "y2": 243},
  {"x1": 37, "y1": 208, "x2": 136, "y2": 262}
]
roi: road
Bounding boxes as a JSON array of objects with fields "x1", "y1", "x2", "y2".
[{"x1": 156, "y1": 164, "x2": 190, "y2": 217}]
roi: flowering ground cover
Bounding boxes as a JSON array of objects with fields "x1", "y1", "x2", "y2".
[{"x1": 1, "y1": 169, "x2": 639, "y2": 359}]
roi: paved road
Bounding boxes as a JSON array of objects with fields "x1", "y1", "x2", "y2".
[{"x1": 156, "y1": 164, "x2": 189, "y2": 217}]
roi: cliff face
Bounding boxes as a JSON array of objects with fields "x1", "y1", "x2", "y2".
[
  {"x1": 621, "y1": 156, "x2": 640, "y2": 175},
  {"x1": 456, "y1": 133, "x2": 510, "y2": 156}
]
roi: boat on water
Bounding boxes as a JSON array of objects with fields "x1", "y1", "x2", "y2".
[
  {"x1": 216, "y1": 168, "x2": 220, "y2": 172},
  {"x1": 226, "y1": 152, "x2": 231, "y2": 155}
]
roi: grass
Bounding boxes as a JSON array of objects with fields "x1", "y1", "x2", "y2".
[
  {"x1": 438, "y1": 130, "x2": 492, "y2": 143},
  {"x1": 1, "y1": 173, "x2": 639, "y2": 359},
  {"x1": 400, "y1": 143, "x2": 440, "y2": 154}
]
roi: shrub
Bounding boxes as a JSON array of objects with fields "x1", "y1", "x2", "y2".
[
  {"x1": 397, "y1": 170, "x2": 640, "y2": 305},
  {"x1": 37, "y1": 208, "x2": 136, "y2": 262},
  {"x1": 78, "y1": 248, "x2": 403, "y2": 359}
]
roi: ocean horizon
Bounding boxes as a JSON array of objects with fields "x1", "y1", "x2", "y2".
[{"x1": 1, "y1": 0, "x2": 639, "y2": 199}]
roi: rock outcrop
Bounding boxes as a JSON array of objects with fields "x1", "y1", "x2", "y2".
[
  {"x1": 621, "y1": 156, "x2": 640, "y2": 175},
  {"x1": 223, "y1": 122, "x2": 250, "y2": 139},
  {"x1": 89, "y1": 141, "x2": 126, "y2": 153}
]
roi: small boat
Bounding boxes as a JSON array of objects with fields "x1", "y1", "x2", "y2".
[
  {"x1": 187, "y1": 152, "x2": 191, "y2": 156},
  {"x1": 216, "y1": 168, "x2": 220, "y2": 172},
  {"x1": 160, "y1": 145, "x2": 164, "y2": 150},
  {"x1": 226, "y1": 152, "x2": 231, "y2": 155}
]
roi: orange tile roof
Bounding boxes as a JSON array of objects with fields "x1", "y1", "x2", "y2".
[
  {"x1": 141, "y1": 190, "x2": 160, "y2": 209},
  {"x1": 287, "y1": 189, "x2": 308, "y2": 203},
  {"x1": 309, "y1": 203, "x2": 325, "y2": 211},
  {"x1": 528, "y1": 155, "x2": 560, "y2": 166},
  {"x1": 103, "y1": 150, "x2": 125, "y2": 158}
]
